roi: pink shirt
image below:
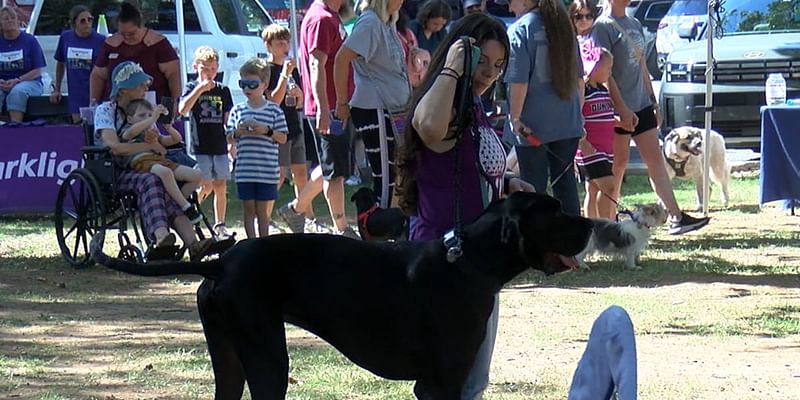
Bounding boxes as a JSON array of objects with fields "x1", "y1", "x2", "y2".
[{"x1": 298, "y1": 1, "x2": 354, "y2": 116}]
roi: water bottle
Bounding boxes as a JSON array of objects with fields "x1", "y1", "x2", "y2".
[
  {"x1": 42, "y1": 72, "x2": 53, "y2": 94},
  {"x1": 285, "y1": 76, "x2": 297, "y2": 108},
  {"x1": 765, "y1": 73, "x2": 786, "y2": 106},
  {"x1": 97, "y1": 14, "x2": 109, "y2": 36}
]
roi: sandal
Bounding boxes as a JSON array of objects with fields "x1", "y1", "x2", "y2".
[{"x1": 189, "y1": 238, "x2": 213, "y2": 262}]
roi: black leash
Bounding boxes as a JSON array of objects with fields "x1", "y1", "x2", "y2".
[{"x1": 444, "y1": 37, "x2": 478, "y2": 263}]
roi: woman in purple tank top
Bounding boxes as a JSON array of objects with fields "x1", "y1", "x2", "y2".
[{"x1": 395, "y1": 14, "x2": 534, "y2": 400}]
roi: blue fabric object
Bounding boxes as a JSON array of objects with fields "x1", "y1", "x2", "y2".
[
  {"x1": 759, "y1": 105, "x2": 800, "y2": 205},
  {"x1": 568, "y1": 306, "x2": 638, "y2": 400}
]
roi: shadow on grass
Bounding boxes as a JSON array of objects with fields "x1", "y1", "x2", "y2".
[
  {"x1": 490, "y1": 381, "x2": 562, "y2": 397},
  {"x1": 512, "y1": 254, "x2": 800, "y2": 290},
  {"x1": 663, "y1": 305, "x2": 800, "y2": 338}
]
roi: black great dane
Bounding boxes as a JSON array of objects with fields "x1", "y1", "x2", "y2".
[{"x1": 90, "y1": 192, "x2": 593, "y2": 399}]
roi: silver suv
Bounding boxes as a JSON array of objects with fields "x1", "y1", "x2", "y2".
[{"x1": 660, "y1": 0, "x2": 800, "y2": 148}]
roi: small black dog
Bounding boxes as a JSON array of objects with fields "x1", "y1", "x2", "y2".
[{"x1": 350, "y1": 187, "x2": 408, "y2": 241}]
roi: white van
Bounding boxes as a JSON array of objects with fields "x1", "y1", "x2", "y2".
[{"x1": 27, "y1": 0, "x2": 274, "y2": 105}]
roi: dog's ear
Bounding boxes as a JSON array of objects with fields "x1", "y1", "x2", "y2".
[
  {"x1": 664, "y1": 130, "x2": 678, "y2": 143},
  {"x1": 499, "y1": 192, "x2": 559, "y2": 244},
  {"x1": 349, "y1": 191, "x2": 358, "y2": 202}
]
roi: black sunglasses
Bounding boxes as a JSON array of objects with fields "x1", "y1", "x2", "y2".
[
  {"x1": 78, "y1": 16, "x2": 94, "y2": 24},
  {"x1": 238, "y1": 79, "x2": 261, "y2": 90},
  {"x1": 572, "y1": 13, "x2": 594, "y2": 21}
]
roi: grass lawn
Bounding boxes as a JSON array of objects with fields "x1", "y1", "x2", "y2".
[{"x1": 1, "y1": 174, "x2": 799, "y2": 399}]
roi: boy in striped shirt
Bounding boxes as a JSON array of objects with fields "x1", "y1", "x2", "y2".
[{"x1": 226, "y1": 58, "x2": 288, "y2": 238}]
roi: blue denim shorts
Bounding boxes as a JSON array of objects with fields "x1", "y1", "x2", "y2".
[{"x1": 236, "y1": 182, "x2": 278, "y2": 201}]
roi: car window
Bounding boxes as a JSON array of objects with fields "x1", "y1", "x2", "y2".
[
  {"x1": 645, "y1": 2, "x2": 673, "y2": 21},
  {"x1": 210, "y1": 0, "x2": 240, "y2": 34},
  {"x1": 211, "y1": 0, "x2": 272, "y2": 35},
  {"x1": 34, "y1": 0, "x2": 202, "y2": 35},
  {"x1": 666, "y1": 0, "x2": 707, "y2": 16},
  {"x1": 719, "y1": 0, "x2": 800, "y2": 34},
  {"x1": 241, "y1": 0, "x2": 272, "y2": 35}
]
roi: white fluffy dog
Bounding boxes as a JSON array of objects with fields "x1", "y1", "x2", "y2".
[
  {"x1": 663, "y1": 126, "x2": 731, "y2": 210},
  {"x1": 576, "y1": 203, "x2": 668, "y2": 271}
]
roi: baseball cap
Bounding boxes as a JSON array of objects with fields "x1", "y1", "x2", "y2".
[
  {"x1": 109, "y1": 61, "x2": 153, "y2": 99},
  {"x1": 464, "y1": 0, "x2": 482, "y2": 8}
]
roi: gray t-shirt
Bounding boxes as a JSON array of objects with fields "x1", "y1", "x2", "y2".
[
  {"x1": 344, "y1": 10, "x2": 410, "y2": 113},
  {"x1": 591, "y1": 15, "x2": 651, "y2": 112},
  {"x1": 504, "y1": 11, "x2": 583, "y2": 145}
]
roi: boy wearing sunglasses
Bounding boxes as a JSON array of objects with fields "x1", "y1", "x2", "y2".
[{"x1": 226, "y1": 58, "x2": 288, "y2": 239}]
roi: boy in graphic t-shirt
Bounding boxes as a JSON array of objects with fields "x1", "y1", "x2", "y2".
[{"x1": 179, "y1": 46, "x2": 234, "y2": 237}]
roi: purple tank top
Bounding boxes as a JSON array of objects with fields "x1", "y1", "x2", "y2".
[{"x1": 410, "y1": 103, "x2": 506, "y2": 241}]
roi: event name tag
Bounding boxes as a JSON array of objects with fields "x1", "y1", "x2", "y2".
[
  {"x1": 0, "y1": 50, "x2": 23, "y2": 62},
  {"x1": 67, "y1": 47, "x2": 93, "y2": 60},
  {"x1": 109, "y1": 53, "x2": 119, "y2": 59}
]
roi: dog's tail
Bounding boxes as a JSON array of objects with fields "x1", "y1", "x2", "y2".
[{"x1": 90, "y1": 231, "x2": 223, "y2": 279}]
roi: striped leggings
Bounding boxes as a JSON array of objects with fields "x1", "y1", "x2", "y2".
[
  {"x1": 350, "y1": 107, "x2": 398, "y2": 208},
  {"x1": 116, "y1": 171, "x2": 182, "y2": 242}
]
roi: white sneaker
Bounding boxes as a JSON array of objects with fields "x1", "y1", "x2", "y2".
[
  {"x1": 304, "y1": 218, "x2": 331, "y2": 234},
  {"x1": 268, "y1": 222, "x2": 283, "y2": 235}
]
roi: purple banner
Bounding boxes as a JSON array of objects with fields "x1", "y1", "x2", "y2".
[{"x1": 0, "y1": 125, "x2": 84, "y2": 214}]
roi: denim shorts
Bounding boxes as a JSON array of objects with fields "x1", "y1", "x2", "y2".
[
  {"x1": 237, "y1": 182, "x2": 278, "y2": 201},
  {"x1": 196, "y1": 154, "x2": 231, "y2": 180},
  {"x1": 0, "y1": 80, "x2": 43, "y2": 113}
]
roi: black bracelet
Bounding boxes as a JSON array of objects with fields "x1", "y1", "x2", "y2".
[
  {"x1": 266, "y1": 127, "x2": 274, "y2": 137},
  {"x1": 439, "y1": 72, "x2": 459, "y2": 80},
  {"x1": 442, "y1": 67, "x2": 461, "y2": 78}
]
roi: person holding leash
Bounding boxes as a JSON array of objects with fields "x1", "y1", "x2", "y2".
[{"x1": 396, "y1": 13, "x2": 536, "y2": 400}]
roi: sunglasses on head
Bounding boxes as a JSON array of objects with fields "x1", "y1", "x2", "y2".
[
  {"x1": 238, "y1": 79, "x2": 261, "y2": 90},
  {"x1": 572, "y1": 13, "x2": 593, "y2": 21},
  {"x1": 78, "y1": 16, "x2": 95, "y2": 24}
]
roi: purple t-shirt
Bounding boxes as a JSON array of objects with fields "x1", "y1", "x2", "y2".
[
  {"x1": 410, "y1": 102, "x2": 507, "y2": 241},
  {"x1": 0, "y1": 31, "x2": 46, "y2": 82},
  {"x1": 54, "y1": 30, "x2": 105, "y2": 113}
]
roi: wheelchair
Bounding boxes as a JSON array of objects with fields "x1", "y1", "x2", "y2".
[{"x1": 54, "y1": 122, "x2": 235, "y2": 268}]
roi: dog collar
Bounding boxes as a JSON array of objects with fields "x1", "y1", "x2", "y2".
[
  {"x1": 356, "y1": 204, "x2": 380, "y2": 241},
  {"x1": 443, "y1": 230, "x2": 463, "y2": 263}
]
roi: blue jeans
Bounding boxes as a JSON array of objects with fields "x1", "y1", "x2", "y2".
[
  {"x1": 515, "y1": 138, "x2": 581, "y2": 216},
  {"x1": 568, "y1": 306, "x2": 638, "y2": 400},
  {"x1": 461, "y1": 293, "x2": 499, "y2": 399},
  {"x1": 0, "y1": 80, "x2": 43, "y2": 113}
]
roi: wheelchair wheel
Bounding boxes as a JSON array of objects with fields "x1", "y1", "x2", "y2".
[
  {"x1": 55, "y1": 169, "x2": 106, "y2": 268},
  {"x1": 118, "y1": 245, "x2": 144, "y2": 263}
]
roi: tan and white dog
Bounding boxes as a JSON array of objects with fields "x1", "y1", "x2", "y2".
[{"x1": 663, "y1": 126, "x2": 731, "y2": 210}]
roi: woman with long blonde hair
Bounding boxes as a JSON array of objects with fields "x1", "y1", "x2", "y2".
[{"x1": 333, "y1": 0, "x2": 410, "y2": 207}]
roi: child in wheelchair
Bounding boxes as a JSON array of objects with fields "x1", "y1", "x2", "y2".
[{"x1": 120, "y1": 98, "x2": 204, "y2": 229}]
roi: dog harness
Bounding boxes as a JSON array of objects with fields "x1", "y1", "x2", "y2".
[
  {"x1": 357, "y1": 204, "x2": 380, "y2": 242},
  {"x1": 666, "y1": 157, "x2": 688, "y2": 177}
]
